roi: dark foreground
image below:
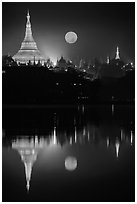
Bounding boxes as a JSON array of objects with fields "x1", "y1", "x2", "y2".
[
  {"x1": 2, "y1": 104, "x2": 135, "y2": 202},
  {"x1": 3, "y1": 68, "x2": 135, "y2": 104}
]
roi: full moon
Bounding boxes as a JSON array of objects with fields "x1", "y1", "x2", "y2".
[
  {"x1": 65, "y1": 31, "x2": 78, "y2": 44},
  {"x1": 65, "y1": 156, "x2": 77, "y2": 171}
]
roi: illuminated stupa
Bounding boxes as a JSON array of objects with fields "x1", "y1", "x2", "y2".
[
  {"x1": 115, "y1": 46, "x2": 120, "y2": 60},
  {"x1": 13, "y1": 11, "x2": 45, "y2": 65}
]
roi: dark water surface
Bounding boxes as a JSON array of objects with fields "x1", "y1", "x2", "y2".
[{"x1": 2, "y1": 105, "x2": 135, "y2": 202}]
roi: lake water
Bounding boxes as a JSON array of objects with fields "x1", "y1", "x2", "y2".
[{"x1": 2, "y1": 105, "x2": 135, "y2": 202}]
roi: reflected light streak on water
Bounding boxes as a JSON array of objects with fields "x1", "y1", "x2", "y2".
[
  {"x1": 130, "y1": 130, "x2": 133, "y2": 145},
  {"x1": 112, "y1": 104, "x2": 114, "y2": 115},
  {"x1": 115, "y1": 140, "x2": 120, "y2": 158},
  {"x1": 107, "y1": 137, "x2": 109, "y2": 147}
]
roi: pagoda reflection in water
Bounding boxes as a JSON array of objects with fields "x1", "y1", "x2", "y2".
[
  {"x1": 12, "y1": 137, "x2": 39, "y2": 191},
  {"x1": 5, "y1": 123, "x2": 134, "y2": 192},
  {"x1": 12, "y1": 126, "x2": 58, "y2": 192}
]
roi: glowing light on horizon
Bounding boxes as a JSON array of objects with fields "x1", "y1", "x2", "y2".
[
  {"x1": 40, "y1": 37, "x2": 69, "y2": 65},
  {"x1": 53, "y1": 61, "x2": 57, "y2": 66}
]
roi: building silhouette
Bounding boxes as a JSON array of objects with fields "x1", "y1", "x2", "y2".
[
  {"x1": 13, "y1": 10, "x2": 45, "y2": 65},
  {"x1": 57, "y1": 56, "x2": 68, "y2": 70}
]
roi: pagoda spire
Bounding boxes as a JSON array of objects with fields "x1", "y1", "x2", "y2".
[
  {"x1": 23, "y1": 10, "x2": 35, "y2": 43},
  {"x1": 115, "y1": 46, "x2": 120, "y2": 60},
  {"x1": 21, "y1": 149, "x2": 37, "y2": 192},
  {"x1": 27, "y1": 9, "x2": 30, "y2": 16},
  {"x1": 24, "y1": 162, "x2": 32, "y2": 192},
  {"x1": 26, "y1": 10, "x2": 31, "y2": 27}
]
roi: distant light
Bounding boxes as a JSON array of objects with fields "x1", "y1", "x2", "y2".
[
  {"x1": 115, "y1": 141, "x2": 120, "y2": 158},
  {"x1": 74, "y1": 127, "x2": 77, "y2": 143},
  {"x1": 83, "y1": 127, "x2": 86, "y2": 136},
  {"x1": 35, "y1": 136, "x2": 38, "y2": 144},
  {"x1": 131, "y1": 62, "x2": 133, "y2": 66},
  {"x1": 53, "y1": 62, "x2": 56, "y2": 66},
  {"x1": 120, "y1": 129, "x2": 123, "y2": 140},
  {"x1": 112, "y1": 104, "x2": 114, "y2": 114},
  {"x1": 82, "y1": 105, "x2": 85, "y2": 113},
  {"x1": 70, "y1": 137, "x2": 73, "y2": 145},
  {"x1": 88, "y1": 132, "x2": 90, "y2": 140},
  {"x1": 53, "y1": 127, "x2": 57, "y2": 145},
  {"x1": 131, "y1": 131, "x2": 133, "y2": 145}
]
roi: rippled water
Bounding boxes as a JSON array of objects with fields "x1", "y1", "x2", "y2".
[{"x1": 2, "y1": 105, "x2": 135, "y2": 202}]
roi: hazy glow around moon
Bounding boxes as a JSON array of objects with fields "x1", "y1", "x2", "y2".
[
  {"x1": 65, "y1": 156, "x2": 77, "y2": 171},
  {"x1": 65, "y1": 31, "x2": 78, "y2": 44}
]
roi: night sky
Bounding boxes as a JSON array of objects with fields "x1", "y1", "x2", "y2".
[{"x1": 2, "y1": 2, "x2": 135, "y2": 64}]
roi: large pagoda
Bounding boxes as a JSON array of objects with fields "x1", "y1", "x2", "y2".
[{"x1": 13, "y1": 11, "x2": 45, "y2": 65}]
